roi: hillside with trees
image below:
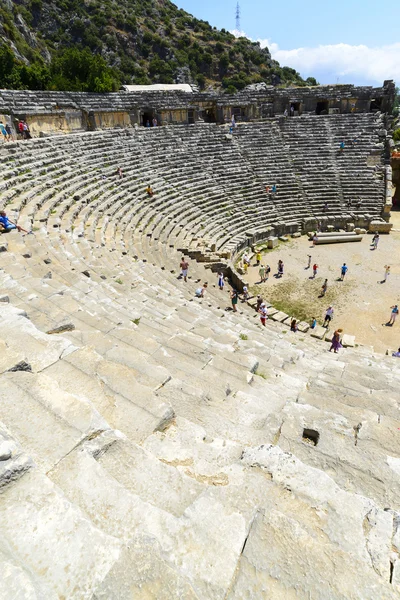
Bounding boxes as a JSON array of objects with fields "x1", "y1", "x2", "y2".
[{"x1": 0, "y1": 0, "x2": 317, "y2": 92}]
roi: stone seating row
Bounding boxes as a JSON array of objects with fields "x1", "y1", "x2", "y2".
[
  {"x1": 0, "y1": 117, "x2": 387, "y2": 264},
  {"x1": 1, "y1": 220, "x2": 400, "y2": 597}
]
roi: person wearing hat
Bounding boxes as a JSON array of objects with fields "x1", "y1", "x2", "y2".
[{"x1": 259, "y1": 303, "x2": 268, "y2": 326}]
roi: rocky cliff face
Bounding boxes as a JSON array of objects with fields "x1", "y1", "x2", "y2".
[{"x1": 0, "y1": 0, "x2": 308, "y2": 91}]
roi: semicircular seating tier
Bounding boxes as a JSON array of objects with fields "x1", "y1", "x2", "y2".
[
  {"x1": 0, "y1": 113, "x2": 387, "y2": 263},
  {"x1": 0, "y1": 116, "x2": 399, "y2": 599}
]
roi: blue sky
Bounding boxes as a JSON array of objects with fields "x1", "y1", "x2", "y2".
[{"x1": 175, "y1": 0, "x2": 399, "y2": 86}]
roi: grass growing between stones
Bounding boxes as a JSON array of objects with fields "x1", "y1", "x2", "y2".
[{"x1": 251, "y1": 276, "x2": 353, "y2": 324}]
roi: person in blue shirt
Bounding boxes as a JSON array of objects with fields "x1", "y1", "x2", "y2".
[
  {"x1": 340, "y1": 141, "x2": 345, "y2": 152},
  {"x1": 392, "y1": 348, "x2": 400, "y2": 358},
  {"x1": 0, "y1": 211, "x2": 25, "y2": 233},
  {"x1": 340, "y1": 263, "x2": 348, "y2": 281},
  {"x1": 0, "y1": 122, "x2": 8, "y2": 141}
]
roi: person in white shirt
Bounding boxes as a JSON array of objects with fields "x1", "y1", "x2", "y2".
[{"x1": 323, "y1": 306, "x2": 334, "y2": 327}]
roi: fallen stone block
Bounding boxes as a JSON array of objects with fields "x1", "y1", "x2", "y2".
[
  {"x1": 368, "y1": 220, "x2": 393, "y2": 233},
  {"x1": 267, "y1": 236, "x2": 278, "y2": 249},
  {"x1": 341, "y1": 334, "x2": 355, "y2": 348},
  {"x1": 270, "y1": 311, "x2": 289, "y2": 322},
  {"x1": 310, "y1": 326, "x2": 327, "y2": 340}
]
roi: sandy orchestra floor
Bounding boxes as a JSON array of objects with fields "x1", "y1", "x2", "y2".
[{"x1": 245, "y1": 213, "x2": 400, "y2": 354}]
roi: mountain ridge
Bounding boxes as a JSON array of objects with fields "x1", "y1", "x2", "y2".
[{"x1": 0, "y1": 0, "x2": 316, "y2": 92}]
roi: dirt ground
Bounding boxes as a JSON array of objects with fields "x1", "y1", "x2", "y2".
[{"x1": 246, "y1": 214, "x2": 400, "y2": 354}]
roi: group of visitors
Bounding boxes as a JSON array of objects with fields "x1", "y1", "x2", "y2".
[
  {"x1": 145, "y1": 118, "x2": 158, "y2": 127},
  {"x1": 347, "y1": 198, "x2": 362, "y2": 209},
  {"x1": 184, "y1": 238, "x2": 398, "y2": 356},
  {"x1": 17, "y1": 120, "x2": 31, "y2": 140},
  {"x1": 265, "y1": 184, "x2": 277, "y2": 196},
  {"x1": 1, "y1": 120, "x2": 32, "y2": 141}
]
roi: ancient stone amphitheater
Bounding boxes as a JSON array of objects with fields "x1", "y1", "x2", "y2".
[{"x1": 0, "y1": 85, "x2": 400, "y2": 599}]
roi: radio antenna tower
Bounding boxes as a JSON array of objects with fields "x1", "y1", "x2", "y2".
[{"x1": 235, "y1": 2, "x2": 241, "y2": 31}]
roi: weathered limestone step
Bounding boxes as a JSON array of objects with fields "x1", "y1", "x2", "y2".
[
  {"x1": 0, "y1": 304, "x2": 76, "y2": 372},
  {"x1": 239, "y1": 444, "x2": 400, "y2": 598},
  {"x1": 0, "y1": 371, "x2": 109, "y2": 472},
  {"x1": 0, "y1": 468, "x2": 120, "y2": 599}
]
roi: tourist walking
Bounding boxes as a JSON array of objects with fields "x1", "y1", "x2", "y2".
[
  {"x1": 392, "y1": 347, "x2": 400, "y2": 358},
  {"x1": 320, "y1": 279, "x2": 328, "y2": 297},
  {"x1": 256, "y1": 251, "x2": 261, "y2": 265},
  {"x1": 389, "y1": 305, "x2": 398, "y2": 326},
  {"x1": 329, "y1": 329, "x2": 343, "y2": 353},
  {"x1": 307, "y1": 254, "x2": 312, "y2": 269},
  {"x1": 5, "y1": 123, "x2": 14, "y2": 141},
  {"x1": 217, "y1": 271, "x2": 224, "y2": 290},
  {"x1": 339, "y1": 140, "x2": 345, "y2": 152},
  {"x1": 265, "y1": 264, "x2": 271, "y2": 280},
  {"x1": 0, "y1": 122, "x2": 8, "y2": 142},
  {"x1": 290, "y1": 319, "x2": 298, "y2": 332},
  {"x1": 277, "y1": 260, "x2": 284, "y2": 278},
  {"x1": 372, "y1": 233, "x2": 379, "y2": 250},
  {"x1": 323, "y1": 306, "x2": 334, "y2": 327},
  {"x1": 22, "y1": 121, "x2": 31, "y2": 139},
  {"x1": 310, "y1": 317, "x2": 317, "y2": 329},
  {"x1": 146, "y1": 184, "x2": 154, "y2": 196},
  {"x1": 340, "y1": 263, "x2": 348, "y2": 280},
  {"x1": 383, "y1": 265, "x2": 390, "y2": 282},
  {"x1": 259, "y1": 303, "x2": 268, "y2": 326},
  {"x1": 231, "y1": 289, "x2": 239, "y2": 312},
  {"x1": 242, "y1": 286, "x2": 249, "y2": 301},
  {"x1": 312, "y1": 263, "x2": 318, "y2": 279},
  {"x1": 256, "y1": 296, "x2": 264, "y2": 311},
  {"x1": 179, "y1": 257, "x2": 189, "y2": 282},
  {"x1": 258, "y1": 264, "x2": 265, "y2": 283}
]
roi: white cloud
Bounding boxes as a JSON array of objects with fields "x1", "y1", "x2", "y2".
[{"x1": 231, "y1": 30, "x2": 399, "y2": 85}]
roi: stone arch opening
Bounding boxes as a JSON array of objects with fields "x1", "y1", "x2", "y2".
[
  {"x1": 142, "y1": 110, "x2": 154, "y2": 127},
  {"x1": 316, "y1": 100, "x2": 329, "y2": 115}
]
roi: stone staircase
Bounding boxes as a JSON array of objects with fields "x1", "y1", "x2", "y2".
[{"x1": 0, "y1": 119, "x2": 399, "y2": 599}]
